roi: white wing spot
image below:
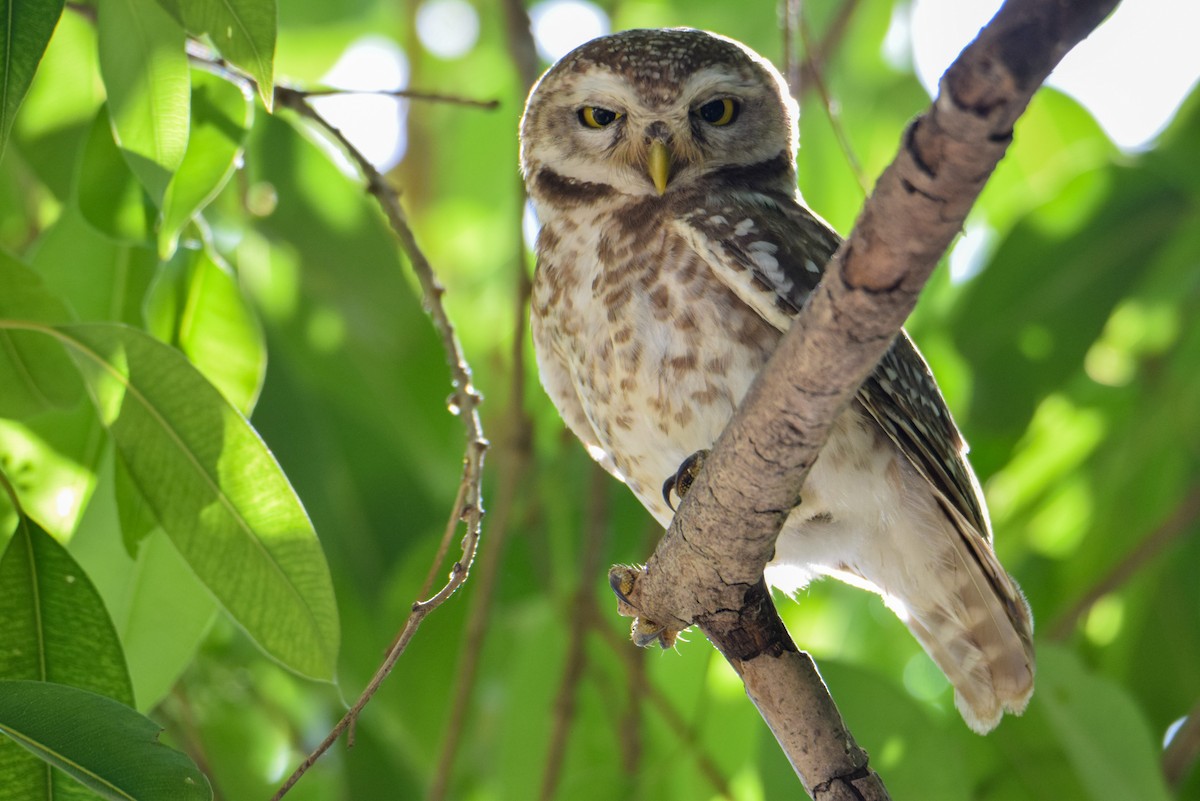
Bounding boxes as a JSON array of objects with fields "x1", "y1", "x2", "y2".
[
  {"x1": 750, "y1": 250, "x2": 779, "y2": 273},
  {"x1": 734, "y1": 218, "x2": 756, "y2": 236},
  {"x1": 804, "y1": 258, "x2": 821, "y2": 274},
  {"x1": 708, "y1": 215, "x2": 728, "y2": 226},
  {"x1": 749, "y1": 250, "x2": 793, "y2": 294}
]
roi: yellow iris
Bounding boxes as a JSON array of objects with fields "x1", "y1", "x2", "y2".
[
  {"x1": 579, "y1": 106, "x2": 622, "y2": 128},
  {"x1": 698, "y1": 98, "x2": 738, "y2": 126}
]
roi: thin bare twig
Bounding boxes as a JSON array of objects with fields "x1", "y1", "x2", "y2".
[
  {"x1": 781, "y1": 0, "x2": 802, "y2": 92},
  {"x1": 592, "y1": 611, "x2": 734, "y2": 801},
  {"x1": 538, "y1": 464, "x2": 611, "y2": 801},
  {"x1": 797, "y1": 4, "x2": 869, "y2": 194},
  {"x1": 617, "y1": 633, "x2": 644, "y2": 776},
  {"x1": 796, "y1": 0, "x2": 862, "y2": 91},
  {"x1": 295, "y1": 86, "x2": 500, "y2": 110},
  {"x1": 182, "y1": 41, "x2": 500, "y2": 112},
  {"x1": 426, "y1": 9, "x2": 541, "y2": 792},
  {"x1": 163, "y1": 684, "x2": 225, "y2": 801},
  {"x1": 1049, "y1": 487, "x2": 1200, "y2": 641},
  {"x1": 501, "y1": 0, "x2": 541, "y2": 91},
  {"x1": 780, "y1": 0, "x2": 861, "y2": 102},
  {"x1": 426, "y1": 342, "x2": 533, "y2": 801},
  {"x1": 270, "y1": 86, "x2": 488, "y2": 801}
]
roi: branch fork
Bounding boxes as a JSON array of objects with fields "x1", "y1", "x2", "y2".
[{"x1": 606, "y1": 1, "x2": 1120, "y2": 797}]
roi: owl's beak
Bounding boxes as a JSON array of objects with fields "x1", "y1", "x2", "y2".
[{"x1": 647, "y1": 140, "x2": 671, "y2": 195}]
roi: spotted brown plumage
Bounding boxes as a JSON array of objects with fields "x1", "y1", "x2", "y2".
[{"x1": 521, "y1": 27, "x2": 1034, "y2": 733}]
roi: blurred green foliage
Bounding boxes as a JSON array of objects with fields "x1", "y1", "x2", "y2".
[{"x1": 0, "y1": 0, "x2": 1198, "y2": 799}]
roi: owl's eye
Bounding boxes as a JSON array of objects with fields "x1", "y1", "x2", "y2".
[
  {"x1": 578, "y1": 106, "x2": 622, "y2": 128},
  {"x1": 697, "y1": 98, "x2": 739, "y2": 126}
]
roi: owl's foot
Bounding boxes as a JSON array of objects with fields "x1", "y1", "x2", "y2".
[
  {"x1": 608, "y1": 564, "x2": 683, "y2": 649},
  {"x1": 661, "y1": 449, "x2": 711, "y2": 512}
]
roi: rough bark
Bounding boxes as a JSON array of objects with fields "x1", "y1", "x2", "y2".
[{"x1": 611, "y1": 0, "x2": 1121, "y2": 797}]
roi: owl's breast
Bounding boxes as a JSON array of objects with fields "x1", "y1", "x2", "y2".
[{"x1": 532, "y1": 212, "x2": 779, "y2": 524}]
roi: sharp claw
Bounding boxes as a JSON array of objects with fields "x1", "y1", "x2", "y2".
[
  {"x1": 661, "y1": 449, "x2": 711, "y2": 513},
  {"x1": 610, "y1": 566, "x2": 684, "y2": 650},
  {"x1": 662, "y1": 475, "x2": 678, "y2": 512},
  {"x1": 608, "y1": 565, "x2": 638, "y2": 605},
  {"x1": 632, "y1": 619, "x2": 679, "y2": 649}
]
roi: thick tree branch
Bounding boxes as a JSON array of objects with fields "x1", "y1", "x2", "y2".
[{"x1": 612, "y1": 0, "x2": 1120, "y2": 796}]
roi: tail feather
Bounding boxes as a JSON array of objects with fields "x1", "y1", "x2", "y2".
[{"x1": 898, "y1": 499, "x2": 1035, "y2": 734}]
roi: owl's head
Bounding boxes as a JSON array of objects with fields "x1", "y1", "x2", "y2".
[{"x1": 520, "y1": 29, "x2": 798, "y2": 199}]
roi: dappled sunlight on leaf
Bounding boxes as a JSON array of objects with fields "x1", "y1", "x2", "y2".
[
  {"x1": 986, "y1": 395, "x2": 1103, "y2": 528},
  {"x1": 1026, "y1": 478, "x2": 1092, "y2": 559}
]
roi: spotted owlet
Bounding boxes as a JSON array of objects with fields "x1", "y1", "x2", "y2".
[{"x1": 519, "y1": 28, "x2": 1034, "y2": 734}]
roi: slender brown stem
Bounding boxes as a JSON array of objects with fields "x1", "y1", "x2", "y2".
[
  {"x1": 781, "y1": 0, "x2": 861, "y2": 101},
  {"x1": 415, "y1": 481, "x2": 470, "y2": 607},
  {"x1": 782, "y1": 0, "x2": 802, "y2": 93},
  {"x1": 616, "y1": 636, "x2": 644, "y2": 777},
  {"x1": 296, "y1": 86, "x2": 500, "y2": 109},
  {"x1": 797, "y1": 0, "x2": 862, "y2": 91},
  {"x1": 269, "y1": 86, "x2": 488, "y2": 801},
  {"x1": 426, "y1": 388, "x2": 532, "y2": 801},
  {"x1": 798, "y1": 5, "x2": 869, "y2": 195},
  {"x1": 1049, "y1": 488, "x2": 1200, "y2": 641},
  {"x1": 538, "y1": 464, "x2": 610, "y2": 800},
  {"x1": 591, "y1": 613, "x2": 735, "y2": 801},
  {"x1": 425, "y1": 10, "x2": 540, "y2": 790},
  {"x1": 500, "y1": 0, "x2": 541, "y2": 91}
]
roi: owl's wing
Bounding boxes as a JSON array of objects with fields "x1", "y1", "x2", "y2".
[{"x1": 676, "y1": 191, "x2": 990, "y2": 539}]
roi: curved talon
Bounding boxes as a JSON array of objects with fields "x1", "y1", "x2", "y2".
[
  {"x1": 610, "y1": 566, "x2": 684, "y2": 648},
  {"x1": 662, "y1": 449, "x2": 711, "y2": 512},
  {"x1": 632, "y1": 618, "x2": 680, "y2": 650},
  {"x1": 608, "y1": 564, "x2": 638, "y2": 605},
  {"x1": 661, "y1": 474, "x2": 678, "y2": 511}
]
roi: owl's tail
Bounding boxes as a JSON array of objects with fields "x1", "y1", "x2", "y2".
[{"x1": 895, "y1": 500, "x2": 1035, "y2": 735}]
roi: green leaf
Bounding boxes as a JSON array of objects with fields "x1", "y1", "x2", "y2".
[
  {"x1": 114, "y1": 451, "x2": 159, "y2": 555},
  {"x1": 1037, "y1": 645, "x2": 1173, "y2": 801},
  {"x1": 157, "y1": 0, "x2": 277, "y2": 110},
  {"x1": 96, "y1": 0, "x2": 190, "y2": 205},
  {"x1": 145, "y1": 246, "x2": 266, "y2": 414},
  {"x1": 0, "y1": 321, "x2": 339, "y2": 679},
  {"x1": 76, "y1": 106, "x2": 157, "y2": 244},
  {"x1": 0, "y1": 252, "x2": 81, "y2": 418},
  {"x1": 956, "y1": 164, "x2": 1190, "y2": 444},
  {"x1": 104, "y1": 530, "x2": 218, "y2": 711},
  {"x1": 7, "y1": 11, "x2": 103, "y2": 201},
  {"x1": 0, "y1": 680, "x2": 210, "y2": 801},
  {"x1": 0, "y1": 517, "x2": 133, "y2": 698},
  {"x1": 159, "y1": 69, "x2": 254, "y2": 259},
  {"x1": 175, "y1": 248, "x2": 268, "y2": 412},
  {"x1": 30, "y1": 208, "x2": 158, "y2": 324},
  {"x1": 0, "y1": 515, "x2": 134, "y2": 801},
  {"x1": 65, "y1": 460, "x2": 219, "y2": 711},
  {"x1": 0, "y1": 0, "x2": 66, "y2": 159},
  {"x1": 0, "y1": 406, "x2": 105, "y2": 539}
]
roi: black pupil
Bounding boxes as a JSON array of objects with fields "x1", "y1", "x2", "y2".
[
  {"x1": 590, "y1": 107, "x2": 616, "y2": 125},
  {"x1": 700, "y1": 100, "x2": 728, "y2": 123}
]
